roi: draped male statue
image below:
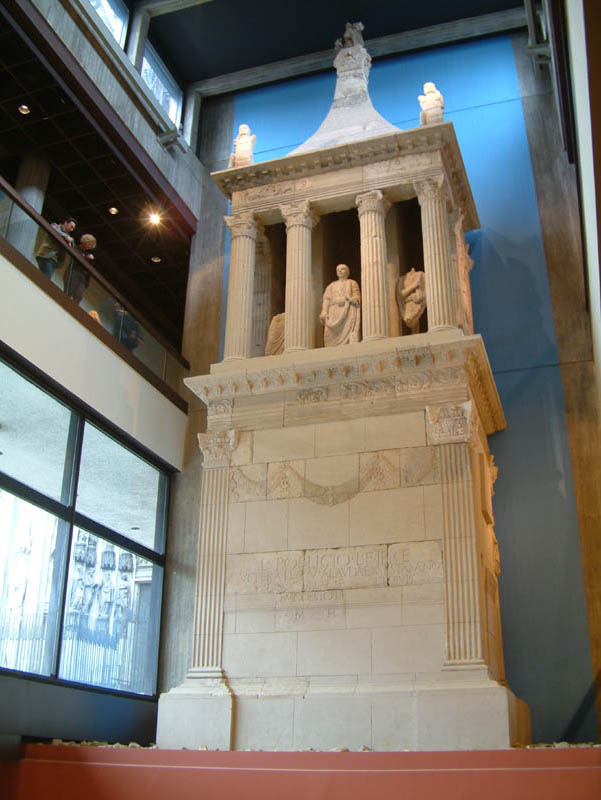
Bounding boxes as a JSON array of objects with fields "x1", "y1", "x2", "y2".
[{"x1": 320, "y1": 263, "x2": 361, "y2": 346}]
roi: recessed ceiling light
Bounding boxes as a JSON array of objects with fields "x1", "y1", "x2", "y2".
[
  {"x1": 18, "y1": 104, "x2": 31, "y2": 115},
  {"x1": 108, "y1": 206, "x2": 119, "y2": 215},
  {"x1": 151, "y1": 255, "x2": 161, "y2": 263},
  {"x1": 148, "y1": 211, "x2": 161, "y2": 225}
]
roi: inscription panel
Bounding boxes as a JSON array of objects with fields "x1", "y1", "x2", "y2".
[
  {"x1": 226, "y1": 551, "x2": 304, "y2": 594},
  {"x1": 275, "y1": 589, "x2": 346, "y2": 631},
  {"x1": 304, "y1": 546, "x2": 387, "y2": 591},
  {"x1": 388, "y1": 541, "x2": 444, "y2": 586}
]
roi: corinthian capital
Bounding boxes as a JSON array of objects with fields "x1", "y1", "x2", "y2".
[
  {"x1": 224, "y1": 212, "x2": 258, "y2": 240},
  {"x1": 280, "y1": 200, "x2": 318, "y2": 230},
  {"x1": 355, "y1": 189, "x2": 390, "y2": 217},
  {"x1": 197, "y1": 430, "x2": 239, "y2": 467},
  {"x1": 413, "y1": 174, "x2": 447, "y2": 206}
]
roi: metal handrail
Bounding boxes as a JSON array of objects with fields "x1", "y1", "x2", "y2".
[{"x1": 0, "y1": 174, "x2": 190, "y2": 369}]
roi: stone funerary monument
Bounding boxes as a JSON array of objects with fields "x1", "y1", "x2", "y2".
[{"x1": 157, "y1": 22, "x2": 530, "y2": 751}]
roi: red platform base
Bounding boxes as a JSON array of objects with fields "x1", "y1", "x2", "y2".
[{"x1": 2, "y1": 744, "x2": 601, "y2": 800}]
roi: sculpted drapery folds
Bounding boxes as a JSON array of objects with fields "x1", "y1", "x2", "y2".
[{"x1": 320, "y1": 263, "x2": 361, "y2": 347}]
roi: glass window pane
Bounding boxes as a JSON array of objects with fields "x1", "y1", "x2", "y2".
[
  {"x1": 58, "y1": 528, "x2": 161, "y2": 695},
  {"x1": 0, "y1": 360, "x2": 76, "y2": 503},
  {"x1": 0, "y1": 489, "x2": 68, "y2": 676},
  {"x1": 89, "y1": 0, "x2": 128, "y2": 46},
  {"x1": 75, "y1": 423, "x2": 166, "y2": 552},
  {"x1": 141, "y1": 43, "x2": 183, "y2": 126}
]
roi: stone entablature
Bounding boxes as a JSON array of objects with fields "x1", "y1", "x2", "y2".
[
  {"x1": 185, "y1": 333, "x2": 505, "y2": 436},
  {"x1": 211, "y1": 124, "x2": 478, "y2": 232}
]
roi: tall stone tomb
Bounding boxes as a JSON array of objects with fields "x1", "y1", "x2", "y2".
[{"x1": 157, "y1": 23, "x2": 530, "y2": 751}]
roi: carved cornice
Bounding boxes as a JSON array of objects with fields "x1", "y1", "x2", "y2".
[
  {"x1": 355, "y1": 189, "x2": 390, "y2": 217},
  {"x1": 280, "y1": 200, "x2": 318, "y2": 230},
  {"x1": 224, "y1": 212, "x2": 258, "y2": 239},
  {"x1": 186, "y1": 335, "x2": 505, "y2": 435},
  {"x1": 211, "y1": 123, "x2": 479, "y2": 231}
]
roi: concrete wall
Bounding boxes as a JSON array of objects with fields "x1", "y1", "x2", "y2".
[
  {"x1": 0, "y1": 253, "x2": 187, "y2": 469},
  {"x1": 35, "y1": 0, "x2": 203, "y2": 218}
]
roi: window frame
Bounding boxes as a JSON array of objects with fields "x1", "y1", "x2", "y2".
[
  {"x1": 140, "y1": 40, "x2": 184, "y2": 127},
  {"x1": 0, "y1": 343, "x2": 172, "y2": 700}
]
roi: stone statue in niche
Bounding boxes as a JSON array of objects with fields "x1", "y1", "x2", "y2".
[
  {"x1": 320, "y1": 264, "x2": 361, "y2": 346},
  {"x1": 419, "y1": 82, "x2": 444, "y2": 125},
  {"x1": 265, "y1": 312, "x2": 285, "y2": 355},
  {"x1": 396, "y1": 268, "x2": 426, "y2": 334},
  {"x1": 228, "y1": 123, "x2": 256, "y2": 168},
  {"x1": 335, "y1": 21, "x2": 365, "y2": 50}
]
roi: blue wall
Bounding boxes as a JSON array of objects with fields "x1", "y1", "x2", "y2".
[{"x1": 230, "y1": 35, "x2": 596, "y2": 742}]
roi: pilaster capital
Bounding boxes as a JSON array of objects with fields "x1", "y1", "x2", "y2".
[
  {"x1": 355, "y1": 188, "x2": 390, "y2": 218},
  {"x1": 197, "y1": 430, "x2": 239, "y2": 467},
  {"x1": 413, "y1": 174, "x2": 447, "y2": 206},
  {"x1": 281, "y1": 200, "x2": 318, "y2": 230},
  {"x1": 425, "y1": 400, "x2": 477, "y2": 446},
  {"x1": 224, "y1": 212, "x2": 258, "y2": 240}
]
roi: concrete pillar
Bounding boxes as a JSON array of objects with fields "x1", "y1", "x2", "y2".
[
  {"x1": 281, "y1": 200, "x2": 317, "y2": 351},
  {"x1": 223, "y1": 212, "x2": 258, "y2": 360},
  {"x1": 6, "y1": 154, "x2": 51, "y2": 262},
  {"x1": 183, "y1": 88, "x2": 202, "y2": 149},
  {"x1": 414, "y1": 176, "x2": 456, "y2": 330},
  {"x1": 356, "y1": 189, "x2": 391, "y2": 340},
  {"x1": 126, "y1": 8, "x2": 150, "y2": 72}
]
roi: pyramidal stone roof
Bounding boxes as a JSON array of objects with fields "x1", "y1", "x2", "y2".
[{"x1": 291, "y1": 22, "x2": 401, "y2": 155}]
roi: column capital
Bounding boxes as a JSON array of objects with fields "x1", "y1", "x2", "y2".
[
  {"x1": 281, "y1": 200, "x2": 318, "y2": 230},
  {"x1": 413, "y1": 174, "x2": 447, "y2": 205},
  {"x1": 355, "y1": 188, "x2": 390, "y2": 218},
  {"x1": 197, "y1": 430, "x2": 239, "y2": 467},
  {"x1": 224, "y1": 212, "x2": 258, "y2": 240}
]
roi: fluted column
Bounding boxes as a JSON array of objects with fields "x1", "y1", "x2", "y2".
[
  {"x1": 223, "y1": 213, "x2": 258, "y2": 360},
  {"x1": 414, "y1": 176, "x2": 456, "y2": 330},
  {"x1": 187, "y1": 431, "x2": 237, "y2": 679},
  {"x1": 281, "y1": 200, "x2": 318, "y2": 351},
  {"x1": 356, "y1": 189, "x2": 391, "y2": 340},
  {"x1": 426, "y1": 402, "x2": 485, "y2": 667}
]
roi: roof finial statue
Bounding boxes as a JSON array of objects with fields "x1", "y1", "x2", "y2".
[
  {"x1": 334, "y1": 21, "x2": 365, "y2": 51},
  {"x1": 419, "y1": 82, "x2": 444, "y2": 126},
  {"x1": 228, "y1": 123, "x2": 256, "y2": 168},
  {"x1": 291, "y1": 22, "x2": 400, "y2": 154}
]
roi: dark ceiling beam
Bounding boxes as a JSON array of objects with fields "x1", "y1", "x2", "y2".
[
  {"x1": 126, "y1": 0, "x2": 213, "y2": 70},
  {"x1": 188, "y1": 7, "x2": 527, "y2": 98}
]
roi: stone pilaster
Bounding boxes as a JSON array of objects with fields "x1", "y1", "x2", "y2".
[
  {"x1": 188, "y1": 431, "x2": 238, "y2": 678},
  {"x1": 281, "y1": 201, "x2": 318, "y2": 351},
  {"x1": 223, "y1": 213, "x2": 258, "y2": 360},
  {"x1": 415, "y1": 176, "x2": 456, "y2": 330},
  {"x1": 252, "y1": 232, "x2": 272, "y2": 356},
  {"x1": 356, "y1": 189, "x2": 391, "y2": 340},
  {"x1": 426, "y1": 401, "x2": 485, "y2": 667}
]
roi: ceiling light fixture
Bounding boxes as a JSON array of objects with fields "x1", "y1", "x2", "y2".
[
  {"x1": 151, "y1": 256, "x2": 161, "y2": 263},
  {"x1": 148, "y1": 211, "x2": 161, "y2": 225},
  {"x1": 18, "y1": 104, "x2": 31, "y2": 115},
  {"x1": 108, "y1": 206, "x2": 119, "y2": 215}
]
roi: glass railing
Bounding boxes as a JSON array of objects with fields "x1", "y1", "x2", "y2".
[{"x1": 0, "y1": 180, "x2": 188, "y2": 401}]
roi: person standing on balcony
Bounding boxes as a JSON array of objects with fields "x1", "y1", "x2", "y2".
[
  {"x1": 63, "y1": 233, "x2": 96, "y2": 305},
  {"x1": 35, "y1": 216, "x2": 76, "y2": 279}
]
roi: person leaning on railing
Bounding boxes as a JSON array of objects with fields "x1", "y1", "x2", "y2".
[
  {"x1": 63, "y1": 233, "x2": 97, "y2": 305},
  {"x1": 35, "y1": 217, "x2": 76, "y2": 279}
]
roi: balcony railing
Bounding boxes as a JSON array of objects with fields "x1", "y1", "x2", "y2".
[{"x1": 0, "y1": 176, "x2": 188, "y2": 410}]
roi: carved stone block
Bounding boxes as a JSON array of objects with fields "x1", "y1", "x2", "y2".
[
  {"x1": 226, "y1": 551, "x2": 304, "y2": 594},
  {"x1": 359, "y1": 450, "x2": 400, "y2": 492},
  {"x1": 275, "y1": 590, "x2": 345, "y2": 631},
  {"x1": 229, "y1": 463, "x2": 267, "y2": 503},
  {"x1": 388, "y1": 541, "x2": 444, "y2": 587},
  {"x1": 400, "y1": 446, "x2": 440, "y2": 486},
  {"x1": 267, "y1": 460, "x2": 305, "y2": 500},
  {"x1": 304, "y1": 546, "x2": 387, "y2": 591},
  {"x1": 426, "y1": 401, "x2": 473, "y2": 445}
]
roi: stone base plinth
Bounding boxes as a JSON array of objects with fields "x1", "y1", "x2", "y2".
[
  {"x1": 157, "y1": 675, "x2": 530, "y2": 751},
  {"x1": 157, "y1": 676, "x2": 233, "y2": 750}
]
